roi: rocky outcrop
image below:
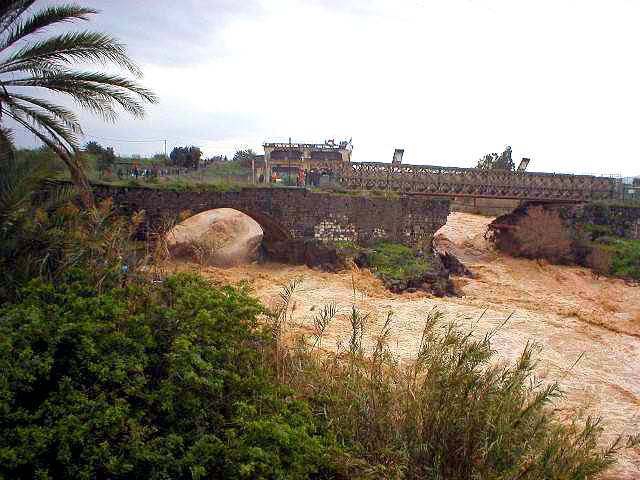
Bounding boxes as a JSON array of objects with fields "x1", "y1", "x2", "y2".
[
  {"x1": 487, "y1": 201, "x2": 640, "y2": 279},
  {"x1": 264, "y1": 238, "x2": 356, "y2": 271},
  {"x1": 353, "y1": 247, "x2": 457, "y2": 297},
  {"x1": 438, "y1": 251, "x2": 473, "y2": 277}
]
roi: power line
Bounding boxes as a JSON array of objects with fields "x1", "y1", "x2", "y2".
[
  {"x1": 84, "y1": 135, "x2": 166, "y2": 144},
  {"x1": 83, "y1": 134, "x2": 217, "y2": 149}
]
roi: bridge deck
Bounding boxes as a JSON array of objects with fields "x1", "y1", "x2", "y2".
[{"x1": 337, "y1": 162, "x2": 621, "y2": 201}]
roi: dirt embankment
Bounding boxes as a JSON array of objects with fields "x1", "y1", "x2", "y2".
[{"x1": 170, "y1": 212, "x2": 640, "y2": 479}]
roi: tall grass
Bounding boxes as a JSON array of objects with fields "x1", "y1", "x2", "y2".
[{"x1": 264, "y1": 280, "x2": 639, "y2": 479}]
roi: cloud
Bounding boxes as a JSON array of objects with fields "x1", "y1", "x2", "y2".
[
  {"x1": 11, "y1": 0, "x2": 640, "y2": 175},
  {"x1": 43, "y1": 0, "x2": 263, "y2": 66}
]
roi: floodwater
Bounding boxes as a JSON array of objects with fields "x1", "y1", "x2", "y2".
[{"x1": 172, "y1": 212, "x2": 640, "y2": 478}]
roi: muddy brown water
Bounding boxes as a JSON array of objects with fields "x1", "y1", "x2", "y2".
[{"x1": 170, "y1": 212, "x2": 640, "y2": 478}]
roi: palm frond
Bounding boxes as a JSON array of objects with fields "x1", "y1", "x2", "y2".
[
  {"x1": 2, "y1": 31, "x2": 143, "y2": 76},
  {"x1": 7, "y1": 101, "x2": 79, "y2": 148},
  {"x1": 0, "y1": 0, "x2": 35, "y2": 36},
  {"x1": 8, "y1": 93, "x2": 81, "y2": 132},
  {"x1": 1, "y1": 5, "x2": 97, "y2": 52},
  {"x1": 0, "y1": 57, "x2": 63, "y2": 75},
  {"x1": 0, "y1": 125, "x2": 15, "y2": 159},
  {"x1": 39, "y1": 179, "x2": 77, "y2": 210},
  {"x1": 6, "y1": 70, "x2": 157, "y2": 119},
  {"x1": 5, "y1": 108, "x2": 75, "y2": 158},
  {"x1": 0, "y1": 1, "x2": 156, "y2": 206}
]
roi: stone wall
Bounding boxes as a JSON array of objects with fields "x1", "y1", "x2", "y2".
[
  {"x1": 93, "y1": 185, "x2": 450, "y2": 248},
  {"x1": 568, "y1": 202, "x2": 640, "y2": 240}
]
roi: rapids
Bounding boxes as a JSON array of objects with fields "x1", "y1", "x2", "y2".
[{"x1": 172, "y1": 212, "x2": 640, "y2": 478}]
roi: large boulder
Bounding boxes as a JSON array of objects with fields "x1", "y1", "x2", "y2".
[
  {"x1": 265, "y1": 238, "x2": 345, "y2": 271},
  {"x1": 166, "y1": 208, "x2": 263, "y2": 266}
]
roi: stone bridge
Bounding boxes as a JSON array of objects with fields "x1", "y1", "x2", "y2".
[
  {"x1": 93, "y1": 185, "x2": 450, "y2": 249},
  {"x1": 338, "y1": 162, "x2": 621, "y2": 202}
]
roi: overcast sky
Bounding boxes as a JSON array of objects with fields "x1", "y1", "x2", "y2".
[{"x1": 13, "y1": 0, "x2": 640, "y2": 175}]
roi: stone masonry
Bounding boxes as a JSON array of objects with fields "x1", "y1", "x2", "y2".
[{"x1": 93, "y1": 185, "x2": 450, "y2": 248}]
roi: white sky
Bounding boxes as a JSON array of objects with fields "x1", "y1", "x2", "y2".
[{"x1": 17, "y1": 0, "x2": 640, "y2": 175}]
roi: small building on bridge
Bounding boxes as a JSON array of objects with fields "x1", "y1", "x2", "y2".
[{"x1": 263, "y1": 139, "x2": 352, "y2": 185}]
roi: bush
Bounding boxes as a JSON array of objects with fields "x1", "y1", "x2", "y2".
[
  {"x1": 362, "y1": 242, "x2": 453, "y2": 294},
  {"x1": 491, "y1": 204, "x2": 640, "y2": 280},
  {"x1": 512, "y1": 206, "x2": 574, "y2": 262},
  {"x1": 0, "y1": 273, "x2": 340, "y2": 479},
  {"x1": 367, "y1": 242, "x2": 431, "y2": 287},
  {"x1": 586, "y1": 245, "x2": 613, "y2": 274},
  {"x1": 593, "y1": 237, "x2": 640, "y2": 280},
  {"x1": 0, "y1": 195, "x2": 145, "y2": 303}
]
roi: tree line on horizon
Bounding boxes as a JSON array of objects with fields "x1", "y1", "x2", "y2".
[{"x1": 82, "y1": 140, "x2": 253, "y2": 172}]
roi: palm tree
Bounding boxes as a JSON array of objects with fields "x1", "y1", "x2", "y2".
[{"x1": 0, "y1": 1, "x2": 157, "y2": 206}]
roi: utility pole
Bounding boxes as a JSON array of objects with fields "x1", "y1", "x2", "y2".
[{"x1": 164, "y1": 139, "x2": 167, "y2": 159}]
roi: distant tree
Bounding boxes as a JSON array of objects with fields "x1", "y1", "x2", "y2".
[
  {"x1": 84, "y1": 141, "x2": 104, "y2": 155},
  {"x1": 96, "y1": 146, "x2": 116, "y2": 174},
  {"x1": 476, "y1": 146, "x2": 515, "y2": 171},
  {"x1": 169, "y1": 146, "x2": 202, "y2": 168},
  {"x1": 233, "y1": 149, "x2": 257, "y2": 168},
  {"x1": 15, "y1": 146, "x2": 65, "y2": 173},
  {"x1": 152, "y1": 153, "x2": 168, "y2": 164}
]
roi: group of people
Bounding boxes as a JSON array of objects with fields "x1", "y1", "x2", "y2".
[
  {"x1": 115, "y1": 165, "x2": 194, "y2": 180},
  {"x1": 264, "y1": 167, "x2": 332, "y2": 187}
]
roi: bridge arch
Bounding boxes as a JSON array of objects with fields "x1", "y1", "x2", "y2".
[
  {"x1": 92, "y1": 184, "x2": 450, "y2": 250},
  {"x1": 204, "y1": 207, "x2": 291, "y2": 245}
]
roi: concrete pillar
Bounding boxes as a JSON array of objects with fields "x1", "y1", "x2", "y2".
[
  {"x1": 302, "y1": 148, "x2": 311, "y2": 170},
  {"x1": 264, "y1": 146, "x2": 273, "y2": 183}
]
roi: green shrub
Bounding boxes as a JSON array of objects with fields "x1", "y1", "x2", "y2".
[
  {"x1": 0, "y1": 273, "x2": 339, "y2": 479},
  {"x1": 582, "y1": 223, "x2": 615, "y2": 241},
  {"x1": 366, "y1": 242, "x2": 434, "y2": 291},
  {"x1": 332, "y1": 240, "x2": 359, "y2": 251},
  {"x1": 593, "y1": 237, "x2": 640, "y2": 279}
]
